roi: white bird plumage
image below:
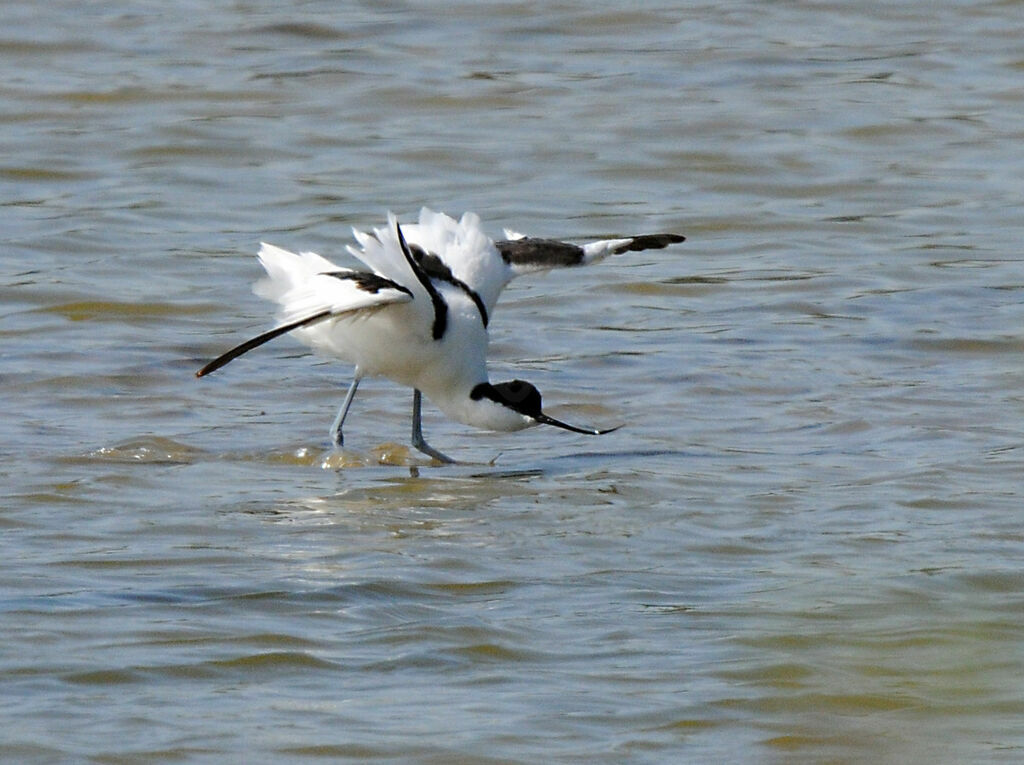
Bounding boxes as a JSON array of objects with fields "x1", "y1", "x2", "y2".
[{"x1": 197, "y1": 208, "x2": 684, "y2": 463}]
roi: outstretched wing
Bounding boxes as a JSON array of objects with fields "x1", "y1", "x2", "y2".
[
  {"x1": 196, "y1": 216, "x2": 684, "y2": 377},
  {"x1": 495, "y1": 233, "x2": 686, "y2": 276},
  {"x1": 395, "y1": 209, "x2": 687, "y2": 318},
  {"x1": 196, "y1": 243, "x2": 412, "y2": 377}
]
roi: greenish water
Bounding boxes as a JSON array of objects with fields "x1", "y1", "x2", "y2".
[{"x1": 3, "y1": 1, "x2": 1024, "y2": 762}]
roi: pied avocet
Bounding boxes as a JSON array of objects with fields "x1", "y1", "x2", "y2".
[{"x1": 196, "y1": 209, "x2": 684, "y2": 463}]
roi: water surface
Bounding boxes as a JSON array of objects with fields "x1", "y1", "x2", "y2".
[{"x1": 3, "y1": 1, "x2": 1024, "y2": 762}]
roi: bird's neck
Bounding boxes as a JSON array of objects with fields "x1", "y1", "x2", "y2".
[{"x1": 424, "y1": 382, "x2": 533, "y2": 433}]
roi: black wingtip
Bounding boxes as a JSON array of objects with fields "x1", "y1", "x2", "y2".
[
  {"x1": 196, "y1": 352, "x2": 237, "y2": 378},
  {"x1": 194, "y1": 310, "x2": 333, "y2": 379},
  {"x1": 613, "y1": 233, "x2": 686, "y2": 255},
  {"x1": 195, "y1": 349, "x2": 243, "y2": 378}
]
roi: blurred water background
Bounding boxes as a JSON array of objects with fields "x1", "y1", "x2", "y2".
[{"x1": 3, "y1": 1, "x2": 1024, "y2": 762}]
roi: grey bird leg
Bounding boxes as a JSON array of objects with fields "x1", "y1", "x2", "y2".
[
  {"x1": 330, "y1": 377, "x2": 361, "y2": 447},
  {"x1": 411, "y1": 389, "x2": 455, "y2": 464}
]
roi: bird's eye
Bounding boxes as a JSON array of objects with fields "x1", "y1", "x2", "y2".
[{"x1": 500, "y1": 380, "x2": 535, "y2": 404}]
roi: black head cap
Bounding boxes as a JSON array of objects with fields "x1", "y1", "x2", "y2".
[{"x1": 471, "y1": 380, "x2": 618, "y2": 435}]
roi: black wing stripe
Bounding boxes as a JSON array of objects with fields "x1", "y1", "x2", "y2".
[
  {"x1": 409, "y1": 245, "x2": 489, "y2": 328},
  {"x1": 195, "y1": 309, "x2": 332, "y2": 377},
  {"x1": 461, "y1": 282, "x2": 489, "y2": 328},
  {"x1": 495, "y1": 238, "x2": 586, "y2": 268},
  {"x1": 321, "y1": 270, "x2": 413, "y2": 296},
  {"x1": 394, "y1": 221, "x2": 448, "y2": 340}
]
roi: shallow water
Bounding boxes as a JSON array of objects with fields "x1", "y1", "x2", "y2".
[{"x1": 3, "y1": 1, "x2": 1024, "y2": 762}]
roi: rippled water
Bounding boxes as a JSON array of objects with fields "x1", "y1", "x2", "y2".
[{"x1": 4, "y1": 1, "x2": 1024, "y2": 762}]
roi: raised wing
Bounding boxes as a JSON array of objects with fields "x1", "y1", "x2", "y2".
[
  {"x1": 345, "y1": 213, "x2": 442, "y2": 313},
  {"x1": 196, "y1": 243, "x2": 412, "y2": 377},
  {"x1": 196, "y1": 214, "x2": 685, "y2": 377},
  {"x1": 392, "y1": 209, "x2": 510, "y2": 316},
  {"x1": 255, "y1": 242, "x2": 413, "y2": 324},
  {"x1": 393, "y1": 209, "x2": 686, "y2": 319}
]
